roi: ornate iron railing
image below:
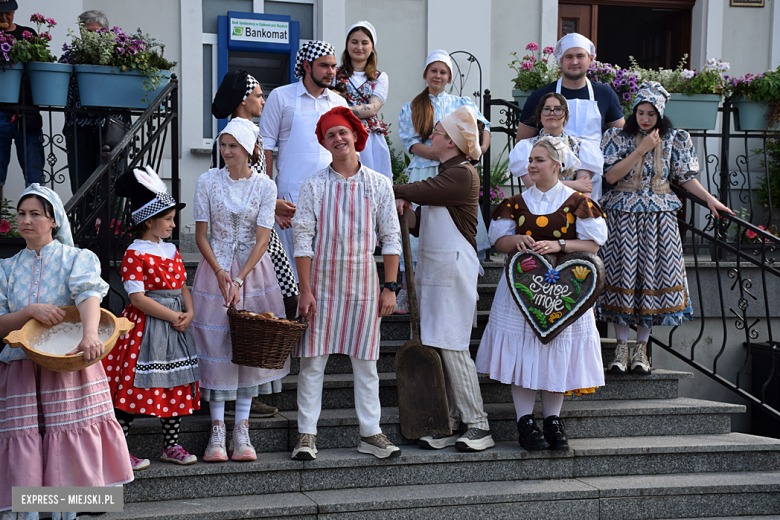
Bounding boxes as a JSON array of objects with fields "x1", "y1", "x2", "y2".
[
  {"x1": 62, "y1": 76, "x2": 180, "y2": 312},
  {"x1": 482, "y1": 91, "x2": 780, "y2": 430}
]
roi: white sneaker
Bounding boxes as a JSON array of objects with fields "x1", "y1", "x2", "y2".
[
  {"x1": 291, "y1": 433, "x2": 317, "y2": 460},
  {"x1": 203, "y1": 421, "x2": 228, "y2": 462},
  {"x1": 630, "y1": 341, "x2": 651, "y2": 374},
  {"x1": 229, "y1": 419, "x2": 257, "y2": 461},
  {"x1": 358, "y1": 433, "x2": 401, "y2": 459},
  {"x1": 607, "y1": 340, "x2": 629, "y2": 374}
]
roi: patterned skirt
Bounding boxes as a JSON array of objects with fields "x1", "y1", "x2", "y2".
[
  {"x1": 596, "y1": 209, "x2": 694, "y2": 328},
  {"x1": 191, "y1": 255, "x2": 290, "y2": 401},
  {"x1": 268, "y1": 229, "x2": 299, "y2": 299},
  {"x1": 0, "y1": 360, "x2": 134, "y2": 511}
]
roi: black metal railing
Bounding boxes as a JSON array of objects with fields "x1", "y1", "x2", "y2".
[
  {"x1": 482, "y1": 91, "x2": 780, "y2": 430},
  {"x1": 62, "y1": 75, "x2": 179, "y2": 312}
]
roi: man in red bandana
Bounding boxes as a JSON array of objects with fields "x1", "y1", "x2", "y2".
[{"x1": 290, "y1": 107, "x2": 401, "y2": 461}]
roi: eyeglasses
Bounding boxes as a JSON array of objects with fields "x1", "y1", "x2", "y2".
[{"x1": 541, "y1": 107, "x2": 565, "y2": 116}]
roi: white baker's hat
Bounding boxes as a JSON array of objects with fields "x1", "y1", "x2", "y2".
[{"x1": 553, "y1": 33, "x2": 596, "y2": 63}]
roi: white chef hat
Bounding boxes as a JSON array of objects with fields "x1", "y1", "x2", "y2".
[
  {"x1": 347, "y1": 21, "x2": 377, "y2": 45},
  {"x1": 553, "y1": 33, "x2": 596, "y2": 63},
  {"x1": 424, "y1": 49, "x2": 453, "y2": 78}
]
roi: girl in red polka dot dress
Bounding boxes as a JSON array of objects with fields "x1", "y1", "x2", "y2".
[{"x1": 103, "y1": 166, "x2": 201, "y2": 470}]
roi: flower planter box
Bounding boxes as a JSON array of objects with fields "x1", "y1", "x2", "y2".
[
  {"x1": 0, "y1": 63, "x2": 23, "y2": 104},
  {"x1": 732, "y1": 97, "x2": 780, "y2": 132},
  {"x1": 512, "y1": 89, "x2": 534, "y2": 110},
  {"x1": 664, "y1": 93, "x2": 721, "y2": 131},
  {"x1": 0, "y1": 237, "x2": 26, "y2": 258},
  {"x1": 26, "y1": 62, "x2": 73, "y2": 107},
  {"x1": 74, "y1": 65, "x2": 171, "y2": 109}
]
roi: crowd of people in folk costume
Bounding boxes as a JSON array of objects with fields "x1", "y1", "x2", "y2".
[{"x1": 0, "y1": 23, "x2": 734, "y2": 519}]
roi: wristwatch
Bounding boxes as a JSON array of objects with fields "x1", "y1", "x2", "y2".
[
  {"x1": 558, "y1": 239, "x2": 566, "y2": 252},
  {"x1": 232, "y1": 277, "x2": 244, "y2": 288},
  {"x1": 383, "y1": 281, "x2": 399, "y2": 292}
]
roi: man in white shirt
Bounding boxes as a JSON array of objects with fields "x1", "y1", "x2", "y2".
[{"x1": 259, "y1": 40, "x2": 348, "y2": 279}]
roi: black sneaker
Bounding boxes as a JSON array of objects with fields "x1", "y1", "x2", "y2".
[
  {"x1": 517, "y1": 414, "x2": 548, "y2": 451},
  {"x1": 455, "y1": 427, "x2": 495, "y2": 452},
  {"x1": 543, "y1": 415, "x2": 569, "y2": 450}
]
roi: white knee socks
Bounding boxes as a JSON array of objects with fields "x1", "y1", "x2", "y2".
[
  {"x1": 540, "y1": 391, "x2": 564, "y2": 418},
  {"x1": 235, "y1": 397, "x2": 252, "y2": 424},
  {"x1": 637, "y1": 326, "x2": 651, "y2": 343},
  {"x1": 511, "y1": 385, "x2": 537, "y2": 419},
  {"x1": 209, "y1": 401, "x2": 225, "y2": 423},
  {"x1": 614, "y1": 323, "x2": 630, "y2": 342}
]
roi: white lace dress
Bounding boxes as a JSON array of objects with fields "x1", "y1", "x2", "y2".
[{"x1": 191, "y1": 168, "x2": 289, "y2": 401}]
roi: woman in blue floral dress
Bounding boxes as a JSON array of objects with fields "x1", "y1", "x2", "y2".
[
  {"x1": 0, "y1": 185, "x2": 133, "y2": 519},
  {"x1": 597, "y1": 82, "x2": 732, "y2": 374},
  {"x1": 396, "y1": 50, "x2": 492, "y2": 312}
]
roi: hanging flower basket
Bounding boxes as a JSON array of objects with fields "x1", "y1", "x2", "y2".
[
  {"x1": 26, "y1": 61, "x2": 73, "y2": 106},
  {"x1": 664, "y1": 93, "x2": 721, "y2": 131},
  {"x1": 0, "y1": 63, "x2": 23, "y2": 104},
  {"x1": 74, "y1": 64, "x2": 170, "y2": 109},
  {"x1": 731, "y1": 97, "x2": 780, "y2": 132}
]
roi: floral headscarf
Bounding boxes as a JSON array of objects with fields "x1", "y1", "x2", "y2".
[{"x1": 633, "y1": 81, "x2": 670, "y2": 119}]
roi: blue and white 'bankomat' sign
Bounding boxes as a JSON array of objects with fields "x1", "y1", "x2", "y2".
[{"x1": 217, "y1": 11, "x2": 300, "y2": 130}]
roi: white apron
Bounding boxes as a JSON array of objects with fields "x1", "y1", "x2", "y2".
[
  {"x1": 275, "y1": 94, "x2": 334, "y2": 280},
  {"x1": 557, "y1": 78, "x2": 603, "y2": 200},
  {"x1": 293, "y1": 171, "x2": 381, "y2": 360},
  {"x1": 416, "y1": 205, "x2": 479, "y2": 351}
]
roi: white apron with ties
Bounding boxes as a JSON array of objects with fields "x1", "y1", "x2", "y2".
[
  {"x1": 557, "y1": 78, "x2": 603, "y2": 200},
  {"x1": 416, "y1": 205, "x2": 479, "y2": 351},
  {"x1": 274, "y1": 94, "x2": 333, "y2": 280}
]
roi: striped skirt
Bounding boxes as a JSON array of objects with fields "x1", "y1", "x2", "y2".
[
  {"x1": 191, "y1": 255, "x2": 290, "y2": 401},
  {"x1": 596, "y1": 209, "x2": 694, "y2": 328},
  {"x1": 0, "y1": 360, "x2": 134, "y2": 511}
]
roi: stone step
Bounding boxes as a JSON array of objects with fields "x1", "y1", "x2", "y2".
[
  {"x1": 380, "y1": 311, "x2": 490, "y2": 341},
  {"x1": 82, "y1": 467, "x2": 780, "y2": 518},
  {"x1": 250, "y1": 369, "x2": 692, "y2": 411},
  {"x1": 116, "y1": 434, "x2": 780, "y2": 503},
  {"x1": 125, "y1": 398, "x2": 743, "y2": 458}
]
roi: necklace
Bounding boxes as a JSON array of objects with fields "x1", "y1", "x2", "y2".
[{"x1": 532, "y1": 181, "x2": 562, "y2": 202}]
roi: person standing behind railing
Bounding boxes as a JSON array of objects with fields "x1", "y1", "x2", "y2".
[
  {"x1": 0, "y1": 0, "x2": 45, "y2": 203},
  {"x1": 597, "y1": 82, "x2": 733, "y2": 375}
]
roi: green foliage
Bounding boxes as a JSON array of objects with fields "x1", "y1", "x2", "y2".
[
  {"x1": 514, "y1": 283, "x2": 534, "y2": 301},
  {"x1": 529, "y1": 308, "x2": 548, "y2": 329},
  {"x1": 385, "y1": 122, "x2": 410, "y2": 185},
  {"x1": 509, "y1": 43, "x2": 559, "y2": 92},
  {"x1": 729, "y1": 66, "x2": 780, "y2": 103},
  {"x1": 475, "y1": 142, "x2": 511, "y2": 204},
  {"x1": 754, "y1": 136, "x2": 780, "y2": 210}
]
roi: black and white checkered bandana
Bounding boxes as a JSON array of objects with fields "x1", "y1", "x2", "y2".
[
  {"x1": 132, "y1": 192, "x2": 177, "y2": 226},
  {"x1": 294, "y1": 40, "x2": 336, "y2": 79},
  {"x1": 243, "y1": 74, "x2": 259, "y2": 101}
]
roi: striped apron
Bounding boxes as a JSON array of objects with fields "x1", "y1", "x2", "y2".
[{"x1": 294, "y1": 172, "x2": 380, "y2": 360}]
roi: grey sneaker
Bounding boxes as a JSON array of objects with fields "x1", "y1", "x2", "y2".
[
  {"x1": 630, "y1": 341, "x2": 651, "y2": 375},
  {"x1": 291, "y1": 433, "x2": 317, "y2": 460},
  {"x1": 358, "y1": 433, "x2": 401, "y2": 459},
  {"x1": 607, "y1": 340, "x2": 629, "y2": 374},
  {"x1": 418, "y1": 431, "x2": 459, "y2": 450},
  {"x1": 455, "y1": 428, "x2": 495, "y2": 452}
]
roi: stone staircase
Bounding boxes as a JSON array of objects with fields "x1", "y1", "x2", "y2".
[{"x1": 85, "y1": 258, "x2": 780, "y2": 519}]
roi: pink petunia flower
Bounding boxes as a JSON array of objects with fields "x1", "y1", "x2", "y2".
[
  {"x1": 30, "y1": 13, "x2": 45, "y2": 24},
  {"x1": 544, "y1": 46, "x2": 554, "y2": 55},
  {"x1": 526, "y1": 42, "x2": 539, "y2": 51},
  {"x1": 22, "y1": 30, "x2": 33, "y2": 40},
  {"x1": 0, "y1": 220, "x2": 10, "y2": 234},
  {"x1": 746, "y1": 229, "x2": 757, "y2": 240},
  {"x1": 46, "y1": 18, "x2": 56, "y2": 27},
  {"x1": 521, "y1": 61, "x2": 534, "y2": 70}
]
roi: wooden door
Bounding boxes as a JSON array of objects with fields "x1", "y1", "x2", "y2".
[{"x1": 558, "y1": 3, "x2": 598, "y2": 46}]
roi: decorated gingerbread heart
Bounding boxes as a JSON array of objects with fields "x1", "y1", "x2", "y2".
[{"x1": 505, "y1": 251, "x2": 605, "y2": 344}]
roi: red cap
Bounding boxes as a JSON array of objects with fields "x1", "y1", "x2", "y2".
[{"x1": 315, "y1": 106, "x2": 369, "y2": 152}]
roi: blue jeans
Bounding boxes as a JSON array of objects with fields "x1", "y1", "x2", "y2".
[{"x1": 0, "y1": 111, "x2": 45, "y2": 187}]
